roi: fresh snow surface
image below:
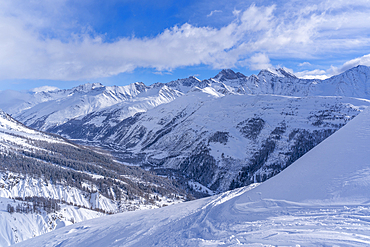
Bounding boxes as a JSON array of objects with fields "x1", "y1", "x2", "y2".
[
  {"x1": 0, "y1": 109, "x2": 65, "y2": 146},
  {"x1": 0, "y1": 197, "x2": 104, "y2": 247},
  {"x1": 15, "y1": 106, "x2": 370, "y2": 246}
]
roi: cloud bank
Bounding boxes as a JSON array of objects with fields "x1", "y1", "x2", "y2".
[
  {"x1": 0, "y1": 0, "x2": 370, "y2": 80},
  {"x1": 294, "y1": 54, "x2": 370, "y2": 79}
]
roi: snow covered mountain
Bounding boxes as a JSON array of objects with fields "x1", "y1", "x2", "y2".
[
  {"x1": 74, "y1": 93, "x2": 370, "y2": 195},
  {"x1": 159, "y1": 65, "x2": 370, "y2": 98},
  {"x1": 0, "y1": 109, "x2": 187, "y2": 246},
  {"x1": 2, "y1": 65, "x2": 370, "y2": 134},
  {"x1": 15, "y1": 106, "x2": 370, "y2": 246},
  {"x1": 0, "y1": 82, "x2": 182, "y2": 131},
  {"x1": 2, "y1": 66, "x2": 370, "y2": 197},
  {"x1": 1, "y1": 65, "x2": 370, "y2": 246},
  {"x1": 206, "y1": 65, "x2": 370, "y2": 98},
  {"x1": 0, "y1": 109, "x2": 186, "y2": 209}
]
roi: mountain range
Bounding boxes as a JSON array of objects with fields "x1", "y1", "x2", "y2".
[
  {"x1": 1, "y1": 65, "x2": 370, "y2": 246},
  {"x1": 2, "y1": 66, "x2": 370, "y2": 196},
  {"x1": 2, "y1": 65, "x2": 370, "y2": 132},
  {"x1": 15, "y1": 97, "x2": 370, "y2": 247}
]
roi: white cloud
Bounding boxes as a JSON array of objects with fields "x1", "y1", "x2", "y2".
[
  {"x1": 31, "y1": 86, "x2": 60, "y2": 93},
  {"x1": 295, "y1": 53, "x2": 370, "y2": 79},
  {"x1": 248, "y1": 53, "x2": 272, "y2": 70},
  {"x1": 329, "y1": 54, "x2": 370, "y2": 75},
  {"x1": 295, "y1": 69, "x2": 329, "y2": 79},
  {"x1": 232, "y1": 9, "x2": 241, "y2": 17},
  {"x1": 239, "y1": 4, "x2": 275, "y2": 32},
  {"x1": 0, "y1": 3, "x2": 277, "y2": 80},
  {"x1": 207, "y1": 10, "x2": 222, "y2": 17},
  {"x1": 0, "y1": 0, "x2": 370, "y2": 80},
  {"x1": 298, "y1": 62, "x2": 311, "y2": 67}
]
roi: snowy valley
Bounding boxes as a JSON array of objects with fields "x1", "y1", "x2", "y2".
[
  {"x1": 1, "y1": 65, "x2": 370, "y2": 246},
  {"x1": 0, "y1": 110, "x2": 186, "y2": 246},
  {"x1": 2, "y1": 66, "x2": 370, "y2": 196},
  {"x1": 14, "y1": 105, "x2": 370, "y2": 246}
]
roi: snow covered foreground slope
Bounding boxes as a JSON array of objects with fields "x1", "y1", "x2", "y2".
[
  {"x1": 16, "y1": 107, "x2": 370, "y2": 246},
  {"x1": 0, "y1": 109, "x2": 188, "y2": 246}
]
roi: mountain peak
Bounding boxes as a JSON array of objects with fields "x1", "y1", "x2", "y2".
[
  {"x1": 342, "y1": 64, "x2": 370, "y2": 75},
  {"x1": 189, "y1": 75, "x2": 201, "y2": 82},
  {"x1": 356, "y1": 64, "x2": 370, "y2": 69},
  {"x1": 133, "y1": 82, "x2": 149, "y2": 92},
  {"x1": 277, "y1": 68, "x2": 297, "y2": 78},
  {"x1": 0, "y1": 108, "x2": 8, "y2": 118},
  {"x1": 258, "y1": 67, "x2": 297, "y2": 78},
  {"x1": 257, "y1": 68, "x2": 277, "y2": 77},
  {"x1": 73, "y1": 83, "x2": 104, "y2": 92},
  {"x1": 214, "y1": 69, "x2": 246, "y2": 82},
  {"x1": 166, "y1": 76, "x2": 201, "y2": 88}
]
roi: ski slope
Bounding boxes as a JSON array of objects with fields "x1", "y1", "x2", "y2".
[{"x1": 15, "y1": 104, "x2": 370, "y2": 246}]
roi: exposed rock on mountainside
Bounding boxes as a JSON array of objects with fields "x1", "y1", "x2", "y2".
[
  {"x1": 91, "y1": 94, "x2": 370, "y2": 194},
  {"x1": 1, "y1": 66, "x2": 370, "y2": 196}
]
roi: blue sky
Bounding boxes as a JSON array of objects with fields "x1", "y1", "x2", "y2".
[{"x1": 1, "y1": 0, "x2": 370, "y2": 91}]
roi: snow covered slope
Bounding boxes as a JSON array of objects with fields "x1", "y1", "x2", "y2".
[
  {"x1": 0, "y1": 196, "x2": 104, "y2": 247},
  {"x1": 1, "y1": 66, "x2": 370, "y2": 135},
  {"x1": 58, "y1": 92, "x2": 369, "y2": 195},
  {"x1": 0, "y1": 108, "x2": 187, "y2": 210},
  {"x1": 206, "y1": 65, "x2": 370, "y2": 98},
  {"x1": 47, "y1": 84, "x2": 184, "y2": 141},
  {"x1": 6, "y1": 66, "x2": 360, "y2": 197},
  {"x1": 15, "y1": 106, "x2": 370, "y2": 247},
  {"x1": 0, "y1": 109, "x2": 187, "y2": 246},
  {"x1": 0, "y1": 82, "x2": 182, "y2": 131}
]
